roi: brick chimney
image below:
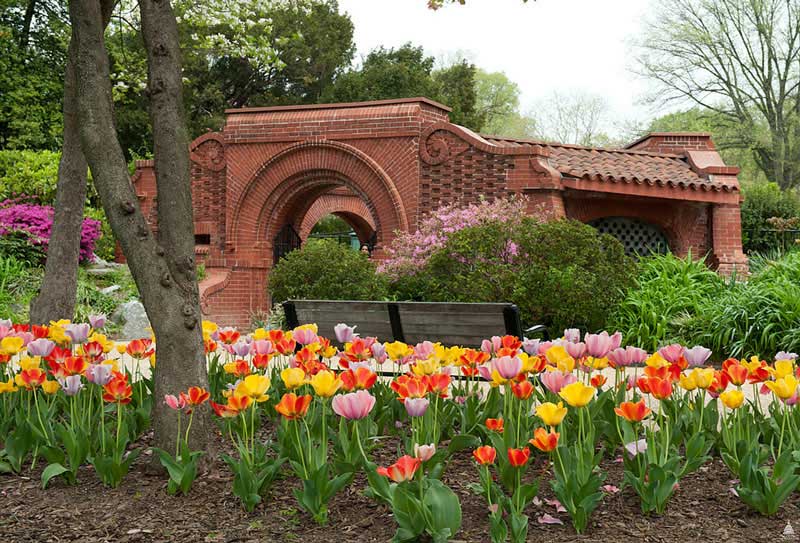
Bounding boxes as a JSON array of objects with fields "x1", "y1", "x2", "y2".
[{"x1": 625, "y1": 132, "x2": 715, "y2": 155}]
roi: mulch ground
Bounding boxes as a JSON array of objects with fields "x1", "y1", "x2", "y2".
[{"x1": 1, "y1": 427, "x2": 798, "y2": 543}]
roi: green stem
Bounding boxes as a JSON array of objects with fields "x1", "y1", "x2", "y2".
[
  {"x1": 294, "y1": 420, "x2": 309, "y2": 478},
  {"x1": 33, "y1": 390, "x2": 49, "y2": 445},
  {"x1": 175, "y1": 411, "x2": 182, "y2": 458},
  {"x1": 115, "y1": 402, "x2": 123, "y2": 462}
]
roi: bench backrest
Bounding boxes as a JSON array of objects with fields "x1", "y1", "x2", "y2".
[{"x1": 283, "y1": 300, "x2": 524, "y2": 347}]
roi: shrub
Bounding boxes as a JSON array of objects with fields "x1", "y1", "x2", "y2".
[
  {"x1": 392, "y1": 218, "x2": 635, "y2": 333},
  {"x1": 269, "y1": 239, "x2": 388, "y2": 303},
  {"x1": 0, "y1": 198, "x2": 101, "y2": 265},
  {"x1": 610, "y1": 253, "x2": 726, "y2": 352},
  {"x1": 740, "y1": 182, "x2": 800, "y2": 253},
  {"x1": 0, "y1": 150, "x2": 61, "y2": 203}
]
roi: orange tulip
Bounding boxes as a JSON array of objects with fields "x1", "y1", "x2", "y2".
[
  {"x1": 183, "y1": 386, "x2": 210, "y2": 406},
  {"x1": 473, "y1": 445, "x2": 497, "y2": 465},
  {"x1": 18, "y1": 368, "x2": 46, "y2": 389},
  {"x1": 252, "y1": 353, "x2": 271, "y2": 369},
  {"x1": 63, "y1": 355, "x2": 88, "y2": 376},
  {"x1": 102, "y1": 377, "x2": 133, "y2": 404},
  {"x1": 376, "y1": 455, "x2": 421, "y2": 483},
  {"x1": 391, "y1": 374, "x2": 428, "y2": 401},
  {"x1": 507, "y1": 447, "x2": 530, "y2": 467},
  {"x1": 590, "y1": 374, "x2": 607, "y2": 388},
  {"x1": 211, "y1": 395, "x2": 251, "y2": 417},
  {"x1": 724, "y1": 360, "x2": 748, "y2": 386},
  {"x1": 424, "y1": 373, "x2": 451, "y2": 398},
  {"x1": 614, "y1": 399, "x2": 651, "y2": 422},
  {"x1": 529, "y1": 428, "x2": 559, "y2": 452},
  {"x1": 340, "y1": 367, "x2": 378, "y2": 391},
  {"x1": 217, "y1": 328, "x2": 240, "y2": 345},
  {"x1": 126, "y1": 338, "x2": 155, "y2": 359},
  {"x1": 511, "y1": 380, "x2": 534, "y2": 400},
  {"x1": 485, "y1": 417, "x2": 504, "y2": 433},
  {"x1": 460, "y1": 348, "x2": 491, "y2": 368},
  {"x1": 638, "y1": 376, "x2": 673, "y2": 400},
  {"x1": 204, "y1": 338, "x2": 218, "y2": 354},
  {"x1": 275, "y1": 393, "x2": 312, "y2": 420}
]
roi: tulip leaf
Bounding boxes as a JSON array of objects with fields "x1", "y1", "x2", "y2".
[{"x1": 41, "y1": 463, "x2": 69, "y2": 489}]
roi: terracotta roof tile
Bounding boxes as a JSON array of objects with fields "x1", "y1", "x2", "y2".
[{"x1": 482, "y1": 135, "x2": 739, "y2": 192}]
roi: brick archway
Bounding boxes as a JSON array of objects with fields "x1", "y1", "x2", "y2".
[
  {"x1": 229, "y1": 140, "x2": 408, "y2": 268},
  {"x1": 297, "y1": 191, "x2": 377, "y2": 243}
]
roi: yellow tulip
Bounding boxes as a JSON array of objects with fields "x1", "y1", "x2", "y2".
[
  {"x1": 587, "y1": 356, "x2": 609, "y2": 371},
  {"x1": 41, "y1": 380, "x2": 60, "y2": 395},
  {"x1": 0, "y1": 336, "x2": 24, "y2": 355},
  {"x1": 0, "y1": 378, "x2": 18, "y2": 394},
  {"x1": 545, "y1": 346, "x2": 575, "y2": 373},
  {"x1": 679, "y1": 372, "x2": 697, "y2": 391},
  {"x1": 489, "y1": 369, "x2": 507, "y2": 387},
  {"x1": 719, "y1": 389, "x2": 744, "y2": 409},
  {"x1": 645, "y1": 352, "x2": 668, "y2": 369},
  {"x1": 386, "y1": 341, "x2": 414, "y2": 361},
  {"x1": 116, "y1": 343, "x2": 127, "y2": 355},
  {"x1": 310, "y1": 370, "x2": 341, "y2": 398},
  {"x1": 19, "y1": 356, "x2": 40, "y2": 371},
  {"x1": 693, "y1": 368, "x2": 715, "y2": 389},
  {"x1": 536, "y1": 401, "x2": 568, "y2": 427},
  {"x1": 281, "y1": 367, "x2": 306, "y2": 390},
  {"x1": 251, "y1": 328, "x2": 268, "y2": 341},
  {"x1": 89, "y1": 333, "x2": 115, "y2": 353},
  {"x1": 149, "y1": 354, "x2": 156, "y2": 368},
  {"x1": 234, "y1": 374, "x2": 271, "y2": 402},
  {"x1": 772, "y1": 360, "x2": 795, "y2": 379},
  {"x1": 48, "y1": 320, "x2": 71, "y2": 344},
  {"x1": 295, "y1": 323, "x2": 318, "y2": 334},
  {"x1": 434, "y1": 345, "x2": 463, "y2": 365},
  {"x1": 559, "y1": 381, "x2": 595, "y2": 408},
  {"x1": 765, "y1": 375, "x2": 799, "y2": 400},
  {"x1": 412, "y1": 358, "x2": 440, "y2": 376}
]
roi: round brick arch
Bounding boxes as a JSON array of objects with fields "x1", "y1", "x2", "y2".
[
  {"x1": 297, "y1": 192, "x2": 377, "y2": 243},
  {"x1": 229, "y1": 141, "x2": 408, "y2": 267}
]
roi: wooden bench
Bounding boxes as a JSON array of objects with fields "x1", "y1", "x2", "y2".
[{"x1": 282, "y1": 300, "x2": 549, "y2": 347}]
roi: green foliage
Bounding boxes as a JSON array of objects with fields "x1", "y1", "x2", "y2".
[
  {"x1": 0, "y1": 255, "x2": 40, "y2": 321},
  {"x1": 393, "y1": 218, "x2": 635, "y2": 333},
  {"x1": 0, "y1": 150, "x2": 61, "y2": 201},
  {"x1": 474, "y1": 69, "x2": 536, "y2": 138},
  {"x1": 740, "y1": 182, "x2": 800, "y2": 253},
  {"x1": 613, "y1": 251, "x2": 800, "y2": 358},
  {"x1": 0, "y1": 230, "x2": 46, "y2": 267},
  {"x1": 610, "y1": 253, "x2": 725, "y2": 352},
  {"x1": 269, "y1": 239, "x2": 387, "y2": 303}
]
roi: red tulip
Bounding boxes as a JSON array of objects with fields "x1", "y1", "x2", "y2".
[
  {"x1": 183, "y1": 386, "x2": 210, "y2": 406},
  {"x1": 473, "y1": 445, "x2": 497, "y2": 465},
  {"x1": 102, "y1": 377, "x2": 133, "y2": 404},
  {"x1": 529, "y1": 428, "x2": 559, "y2": 452},
  {"x1": 507, "y1": 447, "x2": 530, "y2": 467},
  {"x1": 485, "y1": 417, "x2": 504, "y2": 433},
  {"x1": 275, "y1": 393, "x2": 312, "y2": 420},
  {"x1": 511, "y1": 380, "x2": 534, "y2": 400},
  {"x1": 340, "y1": 366, "x2": 378, "y2": 391},
  {"x1": 614, "y1": 399, "x2": 651, "y2": 422},
  {"x1": 376, "y1": 455, "x2": 421, "y2": 483}
]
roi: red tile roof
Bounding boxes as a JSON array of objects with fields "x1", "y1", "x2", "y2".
[{"x1": 481, "y1": 135, "x2": 739, "y2": 193}]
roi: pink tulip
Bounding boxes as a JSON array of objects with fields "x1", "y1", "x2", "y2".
[
  {"x1": 89, "y1": 314, "x2": 107, "y2": 329},
  {"x1": 522, "y1": 338, "x2": 540, "y2": 355},
  {"x1": 608, "y1": 346, "x2": 648, "y2": 367},
  {"x1": 493, "y1": 356, "x2": 522, "y2": 380},
  {"x1": 537, "y1": 341, "x2": 554, "y2": 355},
  {"x1": 414, "y1": 341, "x2": 435, "y2": 361},
  {"x1": 564, "y1": 341, "x2": 586, "y2": 359},
  {"x1": 414, "y1": 443, "x2": 436, "y2": 462},
  {"x1": 293, "y1": 328, "x2": 318, "y2": 345},
  {"x1": 658, "y1": 344, "x2": 684, "y2": 364},
  {"x1": 251, "y1": 339, "x2": 275, "y2": 356},
  {"x1": 165, "y1": 394, "x2": 186, "y2": 410},
  {"x1": 332, "y1": 390, "x2": 376, "y2": 420},
  {"x1": 371, "y1": 342, "x2": 387, "y2": 364},
  {"x1": 27, "y1": 338, "x2": 55, "y2": 358},
  {"x1": 584, "y1": 331, "x2": 614, "y2": 358},
  {"x1": 404, "y1": 397, "x2": 430, "y2": 417},
  {"x1": 540, "y1": 370, "x2": 577, "y2": 394},
  {"x1": 683, "y1": 346, "x2": 712, "y2": 367},
  {"x1": 610, "y1": 331, "x2": 622, "y2": 350},
  {"x1": 334, "y1": 323, "x2": 357, "y2": 343},
  {"x1": 477, "y1": 364, "x2": 492, "y2": 381},
  {"x1": 563, "y1": 328, "x2": 581, "y2": 343}
]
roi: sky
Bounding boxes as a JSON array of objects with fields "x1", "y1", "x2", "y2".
[{"x1": 337, "y1": 0, "x2": 660, "y2": 137}]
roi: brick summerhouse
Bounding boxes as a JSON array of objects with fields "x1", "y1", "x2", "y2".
[{"x1": 130, "y1": 97, "x2": 747, "y2": 328}]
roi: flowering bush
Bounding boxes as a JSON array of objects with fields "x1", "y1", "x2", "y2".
[
  {"x1": 379, "y1": 196, "x2": 529, "y2": 281},
  {"x1": 0, "y1": 198, "x2": 102, "y2": 264}
]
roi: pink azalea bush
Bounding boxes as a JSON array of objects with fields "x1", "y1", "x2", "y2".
[
  {"x1": 379, "y1": 196, "x2": 529, "y2": 280},
  {"x1": 0, "y1": 197, "x2": 101, "y2": 263}
]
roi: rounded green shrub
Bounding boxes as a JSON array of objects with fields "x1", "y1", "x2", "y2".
[
  {"x1": 740, "y1": 182, "x2": 800, "y2": 253},
  {"x1": 393, "y1": 218, "x2": 635, "y2": 333},
  {"x1": 269, "y1": 238, "x2": 387, "y2": 303}
]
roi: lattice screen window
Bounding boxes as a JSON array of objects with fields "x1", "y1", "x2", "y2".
[{"x1": 589, "y1": 217, "x2": 669, "y2": 258}]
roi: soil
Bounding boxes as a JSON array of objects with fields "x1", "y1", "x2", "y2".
[{"x1": 1, "y1": 428, "x2": 798, "y2": 543}]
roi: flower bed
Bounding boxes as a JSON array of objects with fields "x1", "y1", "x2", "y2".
[{"x1": 0, "y1": 320, "x2": 799, "y2": 541}]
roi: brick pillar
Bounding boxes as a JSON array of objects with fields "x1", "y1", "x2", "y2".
[
  {"x1": 711, "y1": 203, "x2": 748, "y2": 275},
  {"x1": 525, "y1": 189, "x2": 566, "y2": 220}
]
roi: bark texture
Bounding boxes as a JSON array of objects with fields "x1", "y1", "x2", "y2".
[
  {"x1": 29, "y1": 40, "x2": 87, "y2": 324},
  {"x1": 68, "y1": 0, "x2": 209, "y2": 451}
]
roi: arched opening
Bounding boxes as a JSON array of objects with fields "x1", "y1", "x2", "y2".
[{"x1": 589, "y1": 216, "x2": 670, "y2": 257}]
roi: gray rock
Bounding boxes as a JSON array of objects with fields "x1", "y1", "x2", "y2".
[
  {"x1": 112, "y1": 300, "x2": 151, "y2": 340},
  {"x1": 100, "y1": 285, "x2": 121, "y2": 295},
  {"x1": 87, "y1": 267, "x2": 116, "y2": 276}
]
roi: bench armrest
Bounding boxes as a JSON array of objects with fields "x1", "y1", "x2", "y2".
[{"x1": 524, "y1": 324, "x2": 549, "y2": 341}]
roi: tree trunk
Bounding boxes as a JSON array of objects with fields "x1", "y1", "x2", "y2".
[
  {"x1": 68, "y1": 0, "x2": 209, "y2": 452},
  {"x1": 29, "y1": 39, "x2": 87, "y2": 325}
]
